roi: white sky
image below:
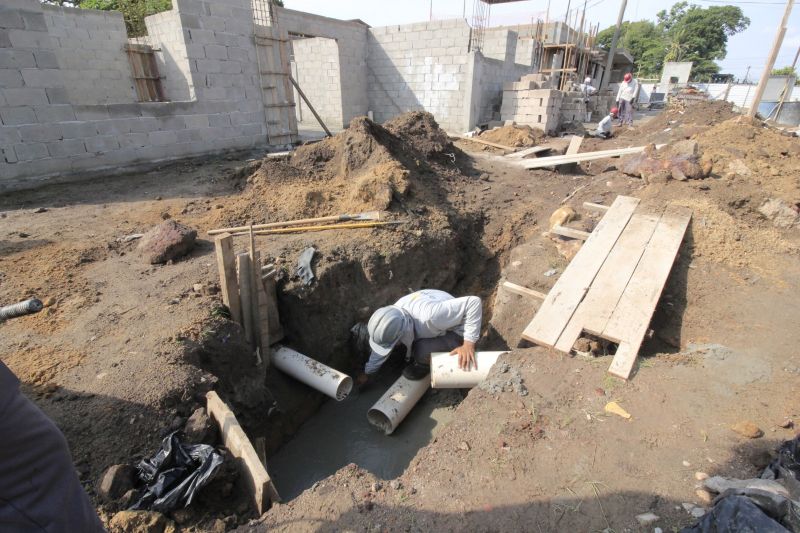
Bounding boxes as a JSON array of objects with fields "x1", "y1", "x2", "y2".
[{"x1": 283, "y1": 0, "x2": 799, "y2": 81}]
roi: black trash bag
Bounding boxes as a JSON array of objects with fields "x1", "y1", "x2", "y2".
[
  {"x1": 763, "y1": 435, "x2": 800, "y2": 499},
  {"x1": 680, "y1": 494, "x2": 790, "y2": 533},
  {"x1": 130, "y1": 431, "x2": 223, "y2": 513}
]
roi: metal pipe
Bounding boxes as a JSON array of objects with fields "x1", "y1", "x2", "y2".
[
  {"x1": 430, "y1": 351, "x2": 508, "y2": 389},
  {"x1": 272, "y1": 346, "x2": 353, "y2": 401},
  {"x1": 0, "y1": 298, "x2": 43, "y2": 321},
  {"x1": 367, "y1": 374, "x2": 430, "y2": 435}
]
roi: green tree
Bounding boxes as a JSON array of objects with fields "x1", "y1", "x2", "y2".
[
  {"x1": 596, "y1": 2, "x2": 749, "y2": 82},
  {"x1": 772, "y1": 65, "x2": 798, "y2": 78}
]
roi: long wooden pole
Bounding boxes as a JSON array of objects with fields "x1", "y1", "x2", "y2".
[
  {"x1": 230, "y1": 221, "x2": 404, "y2": 237},
  {"x1": 601, "y1": 0, "x2": 627, "y2": 91},
  {"x1": 748, "y1": 0, "x2": 794, "y2": 117},
  {"x1": 288, "y1": 75, "x2": 332, "y2": 137},
  {"x1": 208, "y1": 211, "x2": 381, "y2": 235}
]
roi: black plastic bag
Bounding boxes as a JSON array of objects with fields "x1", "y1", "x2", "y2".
[
  {"x1": 763, "y1": 435, "x2": 800, "y2": 499},
  {"x1": 131, "y1": 431, "x2": 223, "y2": 512},
  {"x1": 680, "y1": 495, "x2": 790, "y2": 533}
]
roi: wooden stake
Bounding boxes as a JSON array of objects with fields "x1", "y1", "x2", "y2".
[
  {"x1": 214, "y1": 233, "x2": 242, "y2": 325},
  {"x1": 237, "y1": 253, "x2": 254, "y2": 345}
]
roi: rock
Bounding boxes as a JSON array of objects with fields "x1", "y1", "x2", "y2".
[
  {"x1": 543, "y1": 268, "x2": 558, "y2": 277},
  {"x1": 695, "y1": 472, "x2": 709, "y2": 481},
  {"x1": 171, "y1": 509, "x2": 192, "y2": 525},
  {"x1": 109, "y1": 510, "x2": 176, "y2": 533},
  {"x1": 34, "y1": 207, "x2": 48, "y2": 213},
  {"x1": 682, "y1": 503, "x2": 696, "y2": 513},
  {"x1": 184, "y1": 407, "x2": 214, "y2": 444},
  {"x1": 371, "y1": 481, "x2": 382, "y2": 492},
  {"x1": 18, "y1": 232, "x2": 29, "y2": 238},
  {"x1": 43, "y1": 297, "x2": 56, "y2": 307},
  {"x1": 703, "y1": 476, "x2": 790, "y2": 498},
  {"x1": 621, "y1": 142, "x2": 709, "y2": 182},
  {"x1": 690, "y1": 507, "x2": 706, "y2": 519},
  {"x1": 758, "y1": 198, "x2": 800, "y2": 229},
  {"x1": 573, "y1": 338, "x2": 592, "y2": 352},
  {"x1": 731, "y1": 420, "x2": 763, "y2": 438},
  {"x1": 192, "y1": 283, "x2": 204, "y2": 294},
  {"x1": 390, "y1": 480, "x2": 402, "y2": 490},
  {"x1": 549, "y1": 206, "x2": 576, "y2": 229},
  {"x1": 160, "y1": 212, "x2": 171, "y2": 220},
  {"x1": 727, "y1": 158, "x2": 752, "y2": 177},
  {"x1": 118, "y1": 489, "x2": 137, "y2": 508},
  {"x1": 635, "y1": 512, "x2": 659, "y2": 525},
  {"x1": 555, "y1": 239, "x2": 582, "y2": 261},
  {"x1": 97, "y1": 464, "x2": 135, "y2": 502},
  {"x1": 778, "y1": 418, "x2": 794, "y2": 429},
  {"x1": 137, "y1": 220, "x2": 197, "y2": 264},
  {"x1": 695, "y1": 489, "x2": 714, "y2": 505},
  {"x1": 682, "y1": 460, "x2": 691, "y2": 467},
  {"x1": 458, "y1": 441, "x2": 470, "y2": 451}
]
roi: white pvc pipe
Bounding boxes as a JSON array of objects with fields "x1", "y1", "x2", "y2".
[
  {"x1": 272, "y1": 346, "x2": 353, "y2": 401},
  {"x1": 430, "y1": 351, "x2": 508, "y2": 389},
  {"x1": 367, "y1": 375, "x2": 430, "y2": 435}
]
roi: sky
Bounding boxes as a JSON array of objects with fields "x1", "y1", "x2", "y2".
[{"x1": 282, "y1": 0, "x2": 799, "y2": 81}]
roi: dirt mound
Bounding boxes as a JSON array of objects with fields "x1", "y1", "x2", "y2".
[
  {"x1": 479, "y1": 125, "x2": 544, "y2": 147},
  {"x1": 634, "y1": 100, "x2": 738, "y2": 137},
  {"x1": 204, "y1": 113, "x2": 463, "y2": 229}
]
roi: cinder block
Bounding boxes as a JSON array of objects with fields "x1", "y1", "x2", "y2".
[
  {"x1": 96, "y1": 118, "x2": 131, "y2": 135},
  {"x1": 84, "y1": 135, "x2": 119, "y2": 153},
  {"x1": 4, "y1": 88, "x2": 48, "y2": 106},
  {"x1": 0, "y1": 69, "x2": 24, "y2": 88},
  {"x1": 61, "y1": 121, "x2": 98, "y2": 139},
  {"x1": 13, "y1": 141, "x2": 48, "y2": 161},
  {"x1": 73, "y1": 105, "x2": 109, "y2": 121},
  {"x1": 107, "y1": 103, "x2": 143, "y2": 119},
  {"x1": 0, "y1": 125, "x2": 21, "y2": 144},
  {"x1": 33, "y1": 104, "x2": 75, "y2": 123},
  {"x1": 118, "y1": 132, "x2": 149, "y2": 149},
  {"x1": 8, "y1": 29, "x2": 52, "y2": 50},
  {"x1": 20, "y1": 123, "x2": 63, "y2": 142},
  {"x1": 1, "y1": 145, "x2": 17, "y2": 163},
  {"x1": 0, "y1": 9, "x2": 25, "y2": 31},
  {"x1": 148, "y1": 129, "x2": 178, "y2": 146},
  {"x1": 204, "y1": 44, "x2": 228, "y2": 60},
  {"x1": 20, "y1": 68, "x2": 62, "y2": 88},
  {"x1": 45, "y1": 87, "x2": 70, "y2": 104},
  {"x1": 46, "y1": 138, "x2": 86, "y2": 158},
  {"x1": 20, "y1": 11, "x2": 47, "y2": 32},
  {"x1": 33, "y1": 49, "x2": 59, "y2": 68}
]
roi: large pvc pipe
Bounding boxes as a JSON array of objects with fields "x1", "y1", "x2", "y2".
[
  {"x1": 272, "y1": 346, "x2": 353, "y2": 401},
  {"x1": 430, "y1": 351, "x2": 508, "y2": 389},
  {"x1": 367, "y1": 375, "x2": 430, "y2": 435}
]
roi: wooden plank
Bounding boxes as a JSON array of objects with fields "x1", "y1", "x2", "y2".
[
  {"x1": 214, "y1": 234, "x2": 242, "y2": 325},
  {"x1": 605, "y1": 206, "x2": 692, "y2": 379},
  {"x1": 253, "y1": 251, "x2": 269, "y2": 360},
  {"x1": 452, "y1": 135, "x2": 517, "y2": 151},
  {"x1": 502, "y1": 281, "x2": 547, "y2": 300},
  {"x1": 583, "y1": 202, "x2": 609, "y2": 213},
  {"x1": 550, "y1": 224, "x2": 591, "y2": 241},
  {"x1": 505, "y1": 145, "x2": 552, "y2": 159},
  {"x1": 206, "y1": 391, "x2": 280, "y2": 513},
  {"x1": 566, "y1": 135, "x2": 583, "y2": 155},
  {"x1": 521, "y1": 196, "x2": 640, "y2": 347},
  {"x1": 553, "y1": 213, "x2": 660, "y2": 353},
  {"x1": 519, "y1": 146, "x2": 651, "y2": 169},
  {"x1": 237, "y1": 253, "x2": 254, "y2": 345}
]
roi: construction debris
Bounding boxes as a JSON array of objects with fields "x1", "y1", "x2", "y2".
[{"x1": 0, "y1": 298, "x2": 43, "y2": 322}]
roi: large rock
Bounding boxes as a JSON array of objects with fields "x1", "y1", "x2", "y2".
[
  {"x1": 109, "y1": 511, "x2": 176, "y2": 533},
  {"x1": 183, "y1": 407, "x2": 215, "y2": 444},
  {"x1": 97, "y1": 464, "x2": 135, "y2": 502},
  {"x1": 621, "y1": 142, "x2": 710, "y2": 182},
  {"x1": 137, "y1": 220, "x2": 197, "y2": 264},
  {"x1": 759, "y1": 198, "x2": 800, "y2": 229}
]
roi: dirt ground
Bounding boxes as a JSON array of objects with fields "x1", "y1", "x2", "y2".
[{"x1": 1, "y1": 103, "x2": 799, "y2": 532}]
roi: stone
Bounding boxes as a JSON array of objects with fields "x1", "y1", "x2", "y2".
[
  {"x1": 97, "y1": 464, "x2": 135, "y2": 502},
  {"x1": 695, "y1": 489, "x2": 714, "y2": 505},
  {"x1": 703, "y1": 476, "x2": 790, "y2": 498},
  {"x1": 731, "y1": 420, "x2": 763, "y2": 439},
  {"x1": 390, "y1": 480, "x2": 402, "y2": 490},
  {"x1": 371, "y1": 481, "x2": 382, "y2": 492},
  {"x1": 109, "y1": 510, "x2": 176, "y2": 533},
  {"x1": 184, "y1": 407, "x2": 214, "y2": 444},
  {"x1": 549, "y1": 206, "x2": 576, "y2": 229},
  {"x1": 690, "y1": 507, "x2": 706, "y2": 519},
  {"x1": 695, "y1": 472, "x2": 709, "y2": 481},
  {"x1": 758, "y1": 198, "x2": 800, "y2": 229},
  {"x1": 33, "y1": 207, "x2": 48, "y2": 213},
  {"x1": 635, "y1": 512, "x2": 659, "y2": 525},
  {"x1": 458, "y1": 441, "x2": 470, "y2": 451},
  {"x1": 778, "y1": 418, "x2": 794, "y2": 429},
  {"x1": 137, "y1": 221, "x2": 197, "y2": 264}
]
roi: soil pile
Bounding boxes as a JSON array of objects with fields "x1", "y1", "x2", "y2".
[
  {"x1": 635, "y1": 100, "x2": 738, "y2": 136},
  {"x1": 479, "y1": 124, "x2": 544, "y2": 147},
  {"x1": 206, "y1": 112, "x2": 464, "y2": 229}
]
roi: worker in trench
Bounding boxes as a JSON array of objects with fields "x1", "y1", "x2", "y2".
[
  {"x1": 356, "y1": 289, "x2": 482, "y2": 383},
  {"x1": 589, "y1": 106, "x2": 619, "y2": 139},
  {"x1": 0, "y1": 360, "x2": 105, "y2": 532}
]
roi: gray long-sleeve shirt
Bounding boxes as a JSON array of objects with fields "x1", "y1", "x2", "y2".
[{"x1": 365, "y1": 289, "x2": 482, "y2": 374}]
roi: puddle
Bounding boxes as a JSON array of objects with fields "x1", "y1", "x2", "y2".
[{"x1": 268, "y1": 371, "x2": 461, "y2": 500}]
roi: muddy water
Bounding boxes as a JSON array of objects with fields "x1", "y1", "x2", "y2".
[{"x1": 269, "y1": 371, "x2": 462, "y2": 500}]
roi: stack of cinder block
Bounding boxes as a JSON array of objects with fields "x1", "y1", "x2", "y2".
[
  {"x1": 500, "y1": 74, "x2": 564, "y2": 134},
  {"x1": 559, "y1": 92, "x2": 588, "y2": 123}
]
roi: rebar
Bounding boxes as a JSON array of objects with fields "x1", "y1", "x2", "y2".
[{"x1": 0, "y1": 298, "x2": 43, "y2": 322}]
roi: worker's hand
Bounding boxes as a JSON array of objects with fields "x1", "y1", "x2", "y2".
[{"x1": 450, "y1": 341, "x2": 477, "y2": 371}]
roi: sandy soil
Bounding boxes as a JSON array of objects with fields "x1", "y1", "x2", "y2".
[{"x1": 1, "y1": 103, "x2": 799, "y2": 532}]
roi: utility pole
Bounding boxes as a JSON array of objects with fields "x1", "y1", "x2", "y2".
[
  {"x1": 748, "y1": 0, "x2": 794, "y2": 117},
  {"x1": 600, "y1": 0, "x2": 627, "y2": 91}
]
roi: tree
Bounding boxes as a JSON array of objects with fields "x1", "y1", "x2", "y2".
[
  {"x1": 772, "y1": 65, "x2": 798, "y2": 78},
  {"x1": 596, "y1": 2, "x2": 749, "y2": 82}
]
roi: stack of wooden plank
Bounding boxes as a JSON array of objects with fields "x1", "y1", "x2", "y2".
[{"x1": 521, "y1": 196, "x2": 692, "y2": 379}]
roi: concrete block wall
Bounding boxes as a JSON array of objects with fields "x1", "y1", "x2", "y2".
[
  {"x1": 500, "y1": 87, "x2": 563, "y2": 133},
  {"x1": 1, "y1": 0, "x2": 271, "y2": 190},
  {"x1": 141, "y1": 9, "x2": 194, "y2": 101},
  {"x1": 291, "y1": 37, "x2": 343, "y2": 129},
  {"x1": 276, "y1": 7, "x2": 368, "y2": 129},
  {"x1": 42, "y1": 5, "x2": 136, "y2": 105},
  {"x1": 367, "y1": 19, "x2": 472, "y2": 133}
]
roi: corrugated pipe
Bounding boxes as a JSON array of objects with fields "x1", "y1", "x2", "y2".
[{"x1": 0, "y1": 298, "x2": 43, "y2": 322}]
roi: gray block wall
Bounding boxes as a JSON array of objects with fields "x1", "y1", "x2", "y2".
[
  {"x1": 141, "y1": 9, "x2": 194, "y2": 101},
  {"x1": 291, "y1": 37, "x2": 343, "y2": 129},
  {"x1": 1, "y1": 0, "x2": 271, "y2": 191},
  {"x1": 42, "y1": 4, "x2": 136, "y2": 105}
]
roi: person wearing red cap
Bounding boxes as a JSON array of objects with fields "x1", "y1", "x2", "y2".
[
  {"x1": 616, "y1": 72, "x2": 639, "y2": 126},
  {"x1": 591, "y1": 107, "x2": 618, "y2": 139}
]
